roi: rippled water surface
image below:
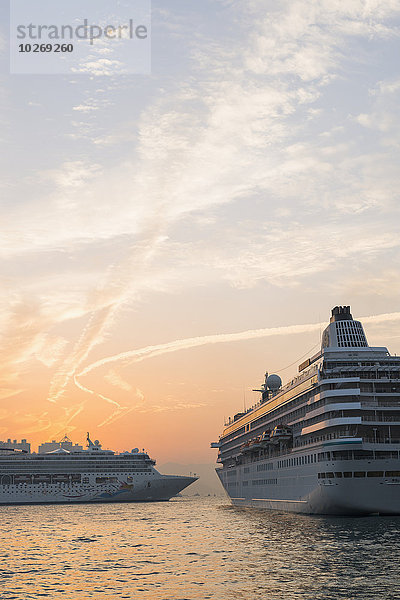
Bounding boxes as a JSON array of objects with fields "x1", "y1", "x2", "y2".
[{"x1": 1, "y1": 497, "x2": 399, "y2": 599}]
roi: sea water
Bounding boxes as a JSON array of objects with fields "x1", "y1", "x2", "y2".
[{"x1": 1, "y1": 497, "x2": 399, "y2": 600}]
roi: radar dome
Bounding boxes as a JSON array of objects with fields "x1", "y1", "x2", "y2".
[{"x1": 266, "y1": 374, "x2": 282, "y2": 392}]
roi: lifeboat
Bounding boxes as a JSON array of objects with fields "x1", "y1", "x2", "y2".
[
  {"x1": 240, "y1": 440, "x2": 253, "y2": 454},
  {"x1": 269, "y1": 425, "x2": 292, "y2": 444},
  {"x1": 248, "y1": 436, "x2": 263, "y2": 451},
  {"x1": 260, "y1": 430, "x2": 272, "y2": 447}
]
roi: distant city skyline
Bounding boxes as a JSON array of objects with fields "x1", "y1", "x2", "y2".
[
  {"x1": 0, "y1": 434, "x2": 83, "y2": 454},
  {"x1": 1, "y1": 1, "x2": 400, "y2": 463}
]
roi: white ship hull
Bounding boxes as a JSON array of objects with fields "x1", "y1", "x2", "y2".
[
  {"x1": 219, "y1": 459, "x2": 400, "y2": 515},
  {"x1": 0, "y1": 472, "x2": 196, "y2": 505}
]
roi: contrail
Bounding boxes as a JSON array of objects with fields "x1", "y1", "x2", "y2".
[
  {"x1": 48, "y1": 305, "x2": 116, "y2": 403},
  {"x1": 73, "y1": 374, "x2": 139, "y2": 428},
  {"x1": 47, "y1": 228, "x2": 168, "y2": 405},
  {"x1": 77, "y1": 311, "x2": 400, "y2": 378},
  {"x1": 77, "y1": 322, "x2": 323, "y2": 376},
  {"x1": 73, "y1": 375, "x2": 121, "y2": 408}
]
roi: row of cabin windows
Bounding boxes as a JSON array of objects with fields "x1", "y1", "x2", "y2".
[
  {"x1": 236, "y1": 463, "x2": 273, "y2": 474},
  {"x1": 318, "y1": 471, "x2": 400, "y2": 479},
  {"x1": 296, "y1": 431, "x2": 358, "y2": 447},
  {"x1": 323, "y1": 361, "x2": 398, "y2": 368},
  {"x1": 233, "y1": 449, "x2": 399, "y2": 476},
  {"x1": 242, "y1": 479, "x2": 278, "y2": 486},
  {"x1": 0, "y1": 473, "x2": 148, "y2": 486},
  {"x1": 325, "y1": 372, "x2": 400, "y2": 381},
  {"x1": 256, "y1": 463, "x2": 273, "y2": 471},
  {"x1": 0, "y1": 465, "x2": 152, "y2": 472},
  {"x1": 278, "y1": 454, "x2": 317, "y2": 468},
  {"x1": 277, "y1": 450, "x2": 379, "y2": 465}
]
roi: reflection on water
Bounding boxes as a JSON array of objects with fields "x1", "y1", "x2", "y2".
[{"x1": 1, "y1": 497, "x2": 399, "y2": 599}]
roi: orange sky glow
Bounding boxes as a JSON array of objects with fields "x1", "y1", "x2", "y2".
[{"x1": 1, "y1": 310, "x2": 399, "y2": 462}]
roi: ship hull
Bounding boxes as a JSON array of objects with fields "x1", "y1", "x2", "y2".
[
  {"x1": 218, "y1": 460, "x2": 400, "y2": 516},
  {"x1": 228, "y1": 487, "x2": 400, "y2": 516},
  {"x1": 0, "y1": 475, "x2": 196, "y2": 506}
]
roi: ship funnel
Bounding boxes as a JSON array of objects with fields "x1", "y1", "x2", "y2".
[
  {"x1": 322, "y1": 305, "x2": 368, "y2": 349},
  {"x1": 330, "y1": 306, "x2": 353, "y2": 322}
]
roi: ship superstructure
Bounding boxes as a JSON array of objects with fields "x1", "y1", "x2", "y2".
[
  {"x1": 212, "y1": 306, "x2": 400, "y2": 515},
  {"x1": 0, "y1": 434, "x2": 196, "y2": 505}
]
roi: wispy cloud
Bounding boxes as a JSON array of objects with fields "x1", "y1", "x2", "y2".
[{"x1": 104, "y1": 370, "x2": 132, "y2": 391}]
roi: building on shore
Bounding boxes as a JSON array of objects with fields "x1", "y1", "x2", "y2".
[
  {"x1": 38, "y1": 435, "x2": 83, "y2": 454},
  {"x1": 0, "y1": 439, "x2": 31, "y2": 453}
]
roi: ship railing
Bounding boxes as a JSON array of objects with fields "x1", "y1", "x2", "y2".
[
  {"x1": 273, "y1": 364, "x2": 320, "y2": 397},
  {"x1": 362, "y1": 401, "x2": 400, "y2": 408},
  {"x1": 362, "y1": 438, "x2": 400, "y2": 444},
  {"x1": 230, "y1": 438, "x2": 400, "y2": 464},
  {"x1": 361, "y1": 416, "x2": 400, "y2": 422}
]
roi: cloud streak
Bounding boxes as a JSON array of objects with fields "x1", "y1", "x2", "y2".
[
  {"x1": 77, "y1": 311, "x2": 400, "y2": 377},
  {"x1": 73, "y1": 375, "x2": 133, "y2": 429}
]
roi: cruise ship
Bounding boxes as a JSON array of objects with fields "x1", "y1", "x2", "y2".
[
  {"x1": 0, "y1": 434, "x2": 197, "y2": 505},
  {"x1": 212, "y1": 306, "x2": 400, "y2": 515}
]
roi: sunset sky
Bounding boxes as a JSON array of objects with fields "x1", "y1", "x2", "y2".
[{"x1": 1, "y1": 0, "x2": 400, "y2": 463}]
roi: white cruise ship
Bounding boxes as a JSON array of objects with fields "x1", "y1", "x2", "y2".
[
  {"x1": 212, "y1": 306, "x2": 400, "y2": 515},
  {"x1": 0, "y1": 434, "x2": 196, "y2": 505}
]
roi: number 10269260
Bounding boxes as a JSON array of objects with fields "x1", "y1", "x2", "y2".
[{"x1": 18, "y1": 43, "x2": 73, "y2": 53}]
